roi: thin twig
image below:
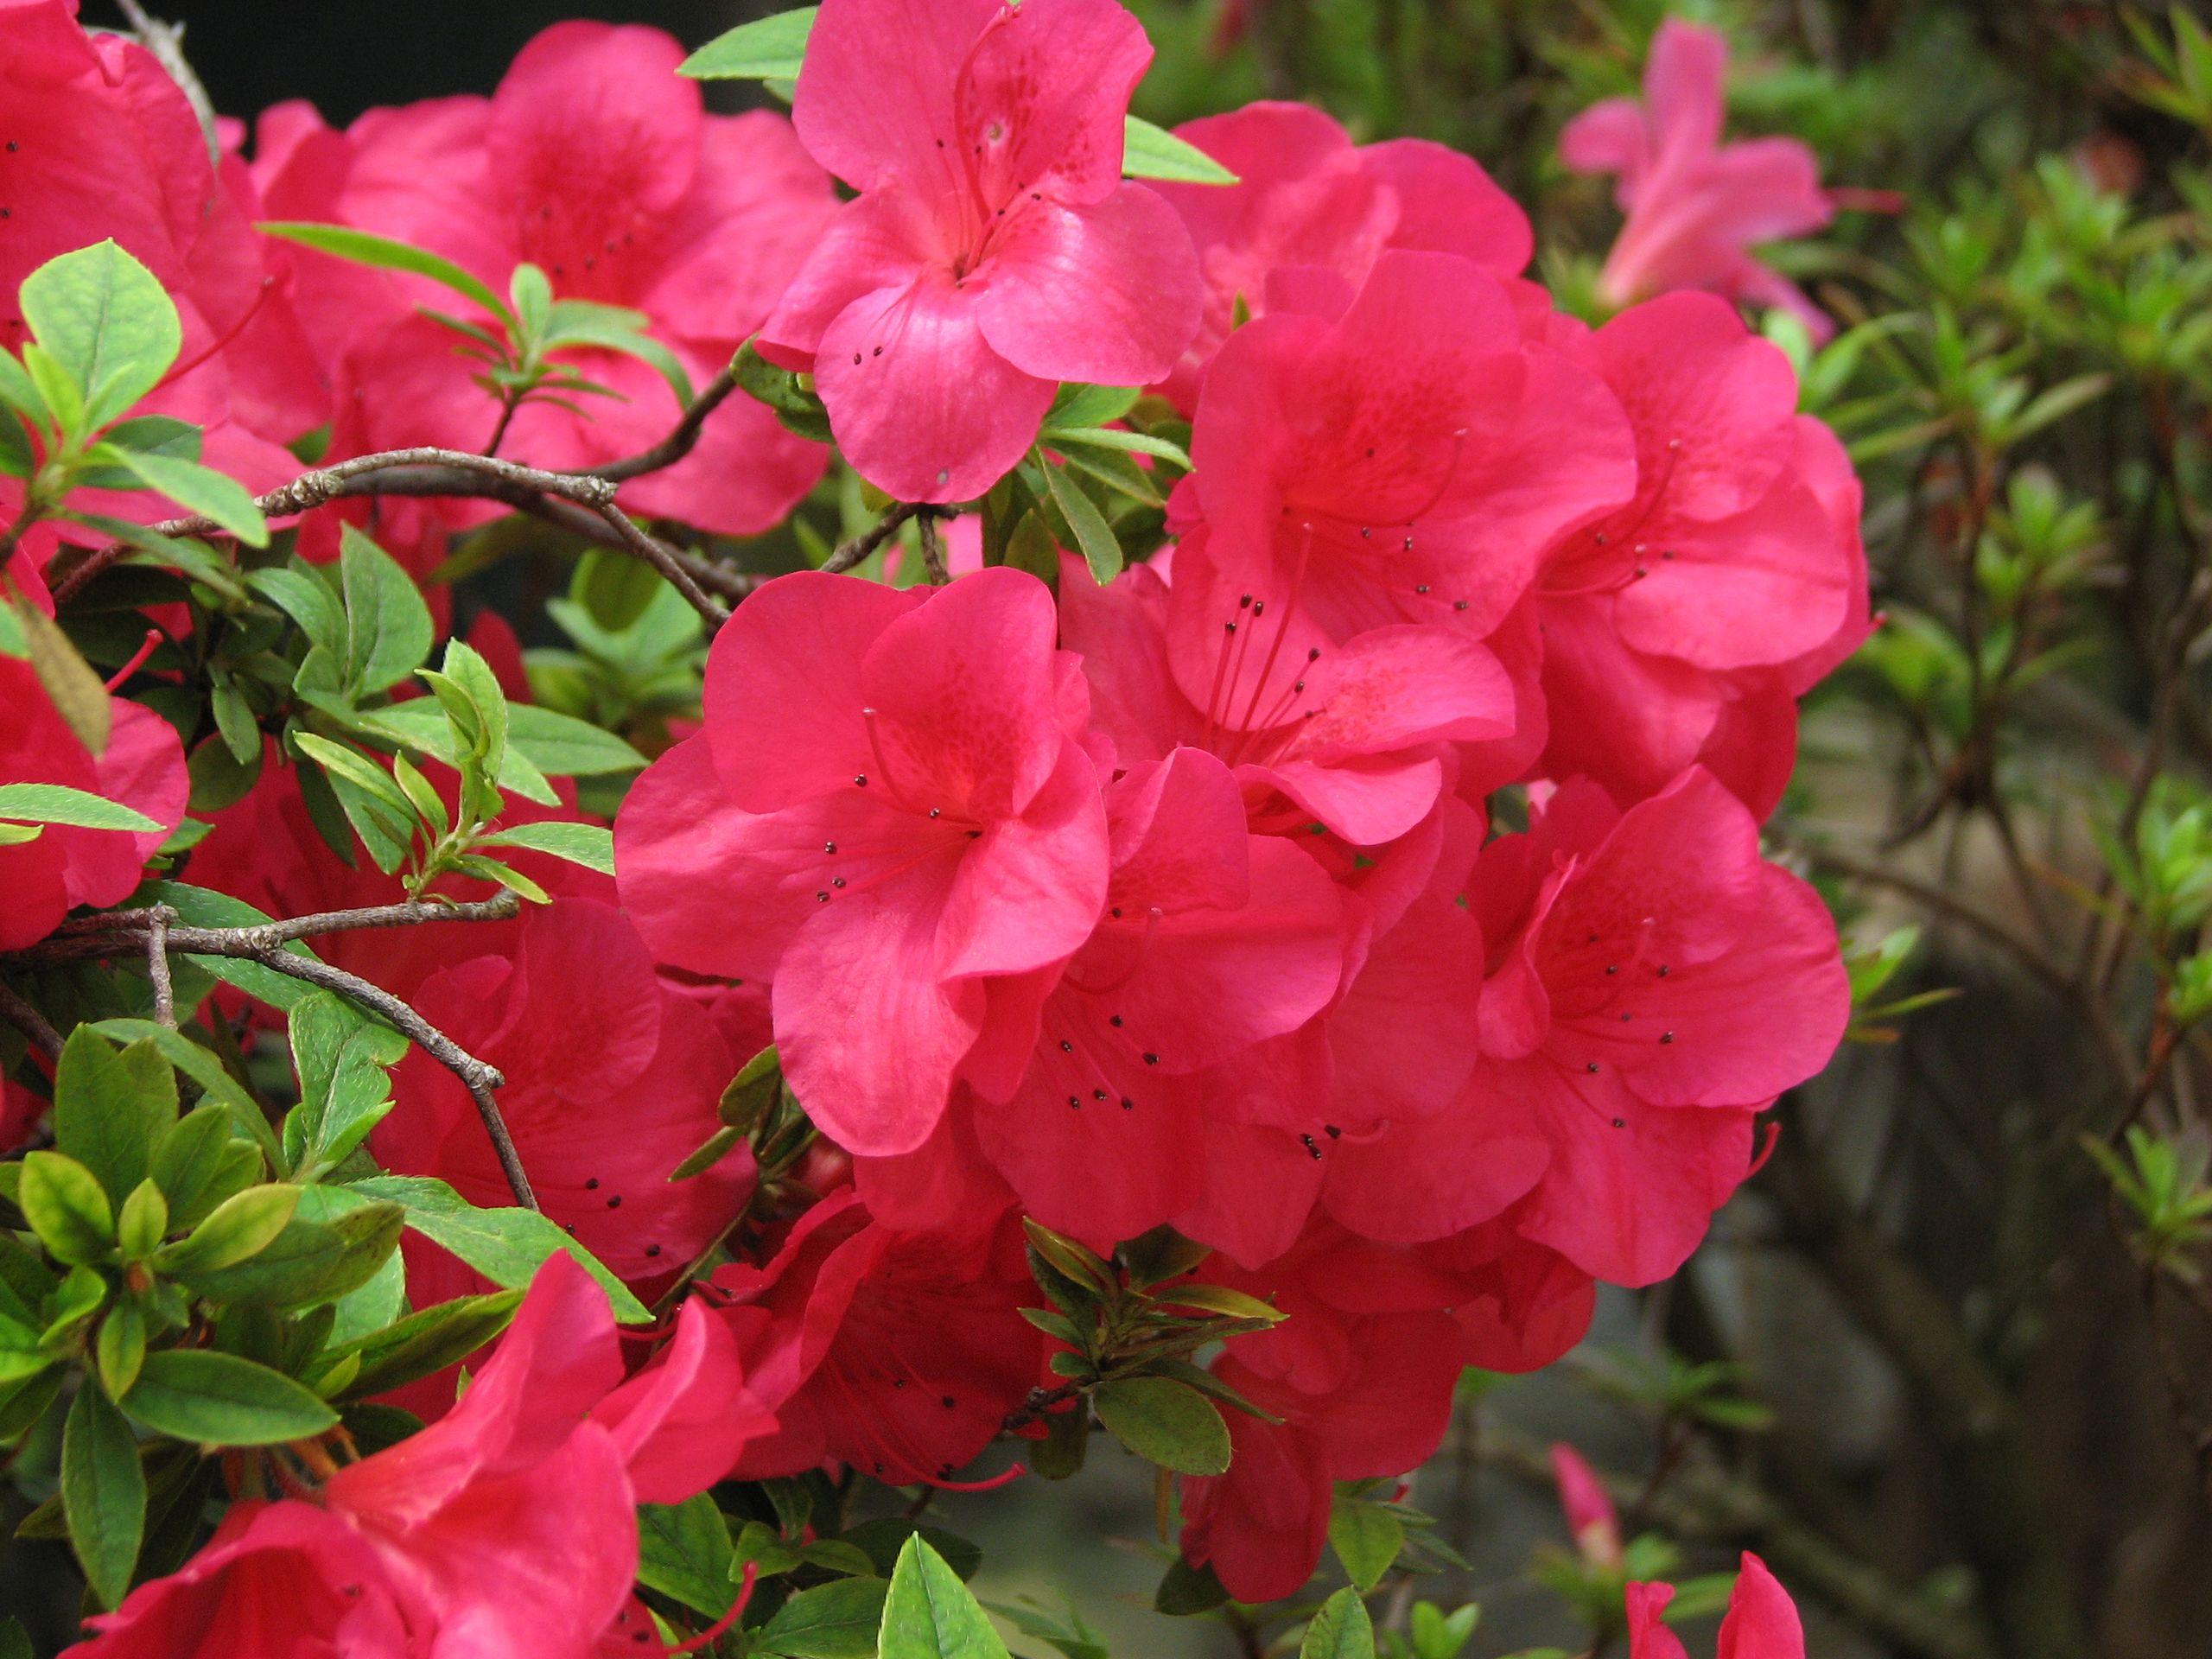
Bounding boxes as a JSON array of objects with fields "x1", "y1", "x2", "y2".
[
  {"x1": 823, "y1": 502, "x2": 925, "y2": 575},
  {"x1": 49, "y1": 448, "x2": 728, "y2": 624},
  {"x1": 592, "y1": 367, "x2": 741, "y2": 483},
  {"x1": 146, "y1": 906, "x2": 175, "y2": 1029},
  {"x1": 11, "y1": 910, "x2": 537, "y2": 1209},
  {"x1": 917, "y1": 511, "x2": 950, "y2": 585},
  {"x1": 113, "y1": 0, "x2": 218, "y2": 156},
  {"x1": 56, "y1": 891, "x2": 520, "y2": 950},
  {"x1": 0, "y1": 982, "x2": 63, "y2": 1063}
]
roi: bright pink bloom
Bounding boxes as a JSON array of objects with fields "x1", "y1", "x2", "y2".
[
  {"x1": 1550, "y1": 1442, "x2": 1624, "y2": 1569},
  {"x1": 1179, "y1": 1219, "x2": 1587, "y2": 1600},
  {"x1": 378, "y1": 899, "x2": 749, "y2": 1303},
  {"x1": 962, "y1": 747, "x2": 1351, "y2": 1254},
  {"x1": 270, "y1": 22, "x2": 839, "y2": 543},
  {"x1": 1629, "y1": 1554, "x2": 1808, "y2": 1659},
  {"x1": 1149, "y1": 101, "x2": 1530, "y2": 409},
  {"x1": 1183, "y1": 249, "x2": 1635, "y2": 653},
  {"x1": 1533, "y1": 295, "x2": 1862, "y2": 810},
  {"x1": 710, "y1": 1191, "x2": 1039, "y2": 1484},
  {"x1": 77, "y1": 1255, "x2": 762, "y2": 1658},
  {"x1": 1560, "y1": 20, "x2": 1838, "y2": 339},
  {"x1": 1060, "y1": 548, "x2": 1516, "y2": 847},
  {"x1": 0, "y1": 657, "x2": 188, "y2": 951},
  {"x1": 1325, "y1": 770, "x2": 1848, "y2": 1285},
  {"x1": 617, "y1": 568, "x2": 1110, "y2": 1158},
  {"x1": 757, "y1": 0, "x2": 1204, "y2": 502}
]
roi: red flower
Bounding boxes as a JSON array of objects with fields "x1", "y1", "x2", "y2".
[
  {"x1": 265, "y1": 22, "x2": 841, "y2": 547},
  {"x1": 961, "y1": 747, "x2": 1352, "y2": 1255},
  {"x1": 1532, "y1": 295, "x2": 1863, "y2": 810},
  {"x1": 1560, "y1": 20, "x2": 1839, "y2": 339},
  {"x1": 1060, "y1": 548, "x2": 1516, "y2": 847},
  {"x1": 758, "y1": 0, "x2": 1204, "y2": 501},
  {"x1": 0, "y1": 657, "x2": 188, "y2": 951},
  {"x1": 377, "y1": 899, "x2": 750, "y2": 1303},
  {"x1": 1550, "y1": 1442, "x2": 1624, "y2": 1569},
  {"x1": 1324, "y1": 770, "x2": 1848, "y2": 1285},
  {"x1": 617, "y1": 569, "x2": 1110, "y2": 1159},
  {"x1": 711, "y1": 1190, "x2": 1039, "y2": 1485},
  {"x1": 1630, "y1": 1554, "x2": 1807, "y2": 1659},
  {"x1": 76, "y1": 1255, "x2": 763, "y2": 1658},
  {"x1": 1148, "y1": 100, "x2": 1530, "y2": 410},
  {"x1": 1183, "y1": 249, "x2": 1636, "y2": 654}
]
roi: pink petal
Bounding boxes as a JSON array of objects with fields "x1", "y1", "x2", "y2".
[
  {"x1": 955, "y1": 0, "x2": 1154, "y2": 207},
  {"x1": 792, "y1": 0, "x2": 1001, "y2": 193},
  {"x1": 974, "y1": 184, "x2": 1203, "y2": 385},
  {"x1": 814, "y1": 270, "x2": 1058, "y2": 502},
  {"x1": 1716, "y1": 1554, "x2": 1809, "y2": 1659}
]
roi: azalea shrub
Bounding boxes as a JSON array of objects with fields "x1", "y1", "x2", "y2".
[{"x1": 2, "y1": 1, "x2": 2210, "y2": 1657}]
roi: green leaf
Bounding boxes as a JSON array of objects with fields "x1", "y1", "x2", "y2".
[
  {"x1": 759, "y1": 1577, "x2": 893, "y2": 1659},
  {"x1": 681, "y1": 5, "x2": 816, "y2": 78},
  {"x1": 246, "y1": 566, "x2": 346, "y2": 654},
  {"x1": 1329, "y1": 1497, "x2": 1404, "y2": 1593},
  {"x1": 0, "y1": 782, "x2": 162, "y2": 833},
  {"x1": 1152, "y1": 1283, "x2": 1284, "y2": 1324},
  {"x1": 62, "y1": 1382, "x2": 145, "y2": 1611},
  {"x1": 1154, "y1": 1557, "x2": 1230, "y2": 1617},
  {"x1": 347, "y1": 1175, "x2": 652, "y2": 1322},
  {"x1": 19, "y1": 1152, "x2": 116, "y2": 1266},
  {"x1": 339, "y1": 526, "x2": 435, "y2": 696},
  {"x1": 881, "y1": 1535, "x2": 1009, "y2": 1659},
  {"x1": 1302, "y1": 1589, "x2": 1376, "y2": 1659},
  {"x1": 1091, "y1": 1376, "x2": 1230, "y2": 1475},
  {"x1": 10, "y1": 594, "x2": 111, "y2": 753},
  {"x1": 19, "y1": 241, "x2": 181, "y2": 430},
  {"x1": 473, "y1": 819, "x2": 616, "y2": 874},
  {"x1": 105, "y1": 450, "x2": 269, "y2": 546},
  {"x1": 155, "y1": 1184, "x2": 301, "y2": 1275},
  {"x1": 96, "y1": 1017, "x2": 279, "y2": 1170},
  {"x1": 361, "y1": 699, "x2": 645, "y2": 782},
  {"x1": 328, "y1": 1289, "x2": 521, "y2": 1398},
  {"x1": 95, "y1": 1298, "x2": 147, "y2": 1397},
  {"x1": 120, "y1": 1349, "x2": 339, "y2": 1446},
  {"x1": 638, "y1": 1493, "x2": 741, "y2": 1618},
  {"x1": 284, "y1": 993, "x2": 404, "y2": 1178},
  {"x1": 1122, "y1": 117, "x2": 1238, "y2": 185},
  {"x1": 116, "y1": 1181, "x2": 169, "y2": 1262},
  {"x1": 1046, "y1": 385, "x2": 1141, "y2": 430},
  {"x1": 175, "y1": 1192, "x2": 404, "y2": 1310},
  {"x1": 259, "y1": 223, "x2": 509, "y2": 325},
  {"x1": 54, "y1": 1029, "x2": 176, "y2": 1202},
  {"x1": 145, "y1": 1104, "x2": 264, "y2": 1231},
  {"x1": 1049, "y1": 425, "x2": 1192, "y2": 469},
  {"x1": 1039, "y1": 461, "x2": 1122, "y2": 583}
]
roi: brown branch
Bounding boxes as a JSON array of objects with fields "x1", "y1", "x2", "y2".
[
  {"x1": 917, "y1": 511, "x2": 950, "y2": 586},
  {"x1": 55, "y1": 891, "x2": 520, "y2": 950},
  {"x1": 591, "y1": 367, "x2": 741, "y2": 483},
  {"x1": 48, "y1": 447, "x2": 729, "y2": 625},
  {"x1": 823, "y1": 502, "x2": 926, "y2": 575},
  {"x1": 0, "y1": 982, "x2": 63, "y2": 1063},
  {"x1": 146, "y1": 906, "x2": 175, "y2": 1029},
  {"x1": 11, "y1": 900, "x2": 536, "y2": 1209}
]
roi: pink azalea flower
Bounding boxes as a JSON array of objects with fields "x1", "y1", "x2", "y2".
[
  {"x1": 616, "y1": 568, "x2": 1111, "y2": 1158},
  {"x1": 1532, "y1": 294, "x2": 1863, "y2": 810},
  {"x1": 711, "y1": 1190, "x2": 1040, "y2": 1484},
  {"x1": 1630, "y1": 1554, "x2": 1808, "y2": 1659},
  {"x1": 76, "y1": 1255, "x2": 764, "y2": 1657},
  {"x1": 265, "y1": 22, "x2": 840, "y2": 546},
  {"x1": 377, "y1": 899, "x2": 751, "y2": 1306},
  {"x1": 961, "y1": 747, "x2": 1352, "y2": 1253},
  {"x1": 0, "y1": 658, "x2": 188, "y2": 952},
  {"x1": 1550, "y1": 1442, "x2": 1624, "y2": 1569},
  {"x1": 1179, "y1": 1218, "x2": 1587, "y2": 1600},
  {"x1": 1560, "y1": 19, "x2": 1839, "y2": 340},
  {"x1": 1183, "y1": 248, "x2": 1636, "y2": 653},
  {"x1": 1324, "y1": 769, "x2": 1848, "y2": 1285},
  {"x1": 1147, "y1": 100, "x2": 1531, "y2": 409},
  {"x1": 1060, "y1": 547, "x2": 1516, "y2": 847},
  {"x1": 757, "y1": 0, "x2": 1205, "y2": 502}
]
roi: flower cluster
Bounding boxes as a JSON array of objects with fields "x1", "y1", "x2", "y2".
[{"x1": 0, "y1": 0, "x2": 1865, "y2": 1643}]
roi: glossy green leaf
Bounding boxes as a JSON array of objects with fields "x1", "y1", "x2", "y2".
[
  {"x1": 1091, "y1": 1376, "x2": 1230, "y2": 1474},
  {"x1": 19, "y1": 241, "x2": 181, "y2": 430},
  {"x1": 680, "y1": 6, "x2": 816, "y2": 78},
  {"x1": 1302, "y1": 1589, "x2": 1376, "y2": 1659},
  {"x1": 1122, "y1": 117, "x2": 1238, "y2": 185},
  {"x1": 62, "y1": 1382, "x2": 145, "y2": 1611},
  {"x1": 120, "y1": 1350, "x2": 339, "y2": 1446},
  {"x1": 880, "y1": 1535, "x2": 1009, "y2": 1659},
  {"x1": 0, "y1": 783, "x2": 162, "y2": 833}
]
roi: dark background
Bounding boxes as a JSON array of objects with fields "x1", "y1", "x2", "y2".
[{"x1": 81, "y1": 1, "x2": 754, "y2": 121}]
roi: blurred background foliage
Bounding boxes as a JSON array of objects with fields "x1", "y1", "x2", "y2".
[{"x1": 60, "y1": 1, "x2": 2212, "y2": 1656}]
